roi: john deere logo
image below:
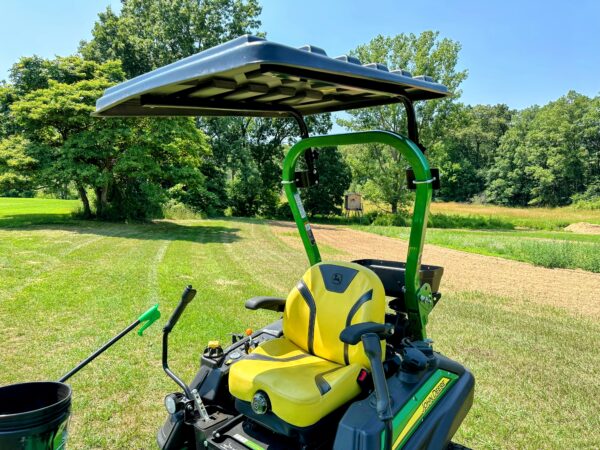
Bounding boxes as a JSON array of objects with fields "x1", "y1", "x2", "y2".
[{"x1": 332, "y1": 273, "x2": 343, "y2": 285}]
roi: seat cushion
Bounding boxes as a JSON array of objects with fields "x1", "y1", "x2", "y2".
[
  {"x1": 283, "y1": 261, "x2": 386, "y2": 369},
  {"x1": 229, "y1": 337, "x2": 362, "y2": 428}
]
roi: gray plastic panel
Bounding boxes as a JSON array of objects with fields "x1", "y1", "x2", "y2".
[{"x1": 94, "y1": 35, "x2": 449, "y2": 118}]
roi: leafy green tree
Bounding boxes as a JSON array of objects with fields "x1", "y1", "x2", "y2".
[
  {"x1": 339, "y1": 32, "x2": 467, "y2": 212},
  {"x1": 201, "y1": 114, "x2": 332, "y2": 216},
  {"x1": 7, "y1": 56, "x2": 213, "y2": 219},
  {"x1": 302, "y1": 147, "x2": 352, "y2": 216},
  {"x1": 486, "y1": 91, "x2": 596, "y2": 206},
  {"x1": 432, "y1": 103, "x2": 513, "y2": 200},
  {"x1": 0, "y1": 135, "x2": 36, "y2": 196},
  {"x1": 485, "y1": 107, "x2": 537, "y2": 206},
  {"x1": 340, "y1": 32, "x2": 467, "y2": 145},
  {"x1": 80, "y1": 0, "x2": 262, "y2": 78},
  {"x1": 8, "y1": 55, "x2": 121, "y2": 95},
  {"x1": 344, "y1": 142, "x2": 409, "y2": 214},
  {"x1": 0, "y1": 84, "x2": 18, "y2": 139},
  {"x1": 525, "y1": 92, "x2": 589, "y2": 205},
  {"x1": 80, "y1": 0, "x2": 281, "y2": 217},
  {"x1": 579, "y1": 95, "x2": 600, "y2": 199}
]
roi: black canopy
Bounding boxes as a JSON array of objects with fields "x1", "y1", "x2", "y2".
[{"x1": 93, "y1": 35, "x2": 449, "y2": 118}]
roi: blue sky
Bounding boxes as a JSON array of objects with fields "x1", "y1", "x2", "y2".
[{"x1": 1, "y1": 0, "x2": 598, "y2": 109}]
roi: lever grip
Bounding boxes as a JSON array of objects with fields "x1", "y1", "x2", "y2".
[
  {"x1": 362, "y1": 333, "x2": 393, "y2": 421},
  {"x1": 164, "y1": 285, "x2": 196, "y2": 333},
  {"x1": 137, "y1": 304, "x2": 161, "y2": 336}
]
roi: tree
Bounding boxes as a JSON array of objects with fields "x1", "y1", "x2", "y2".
[
  {"x1": 7, "y1": 56, "x2": 214, "y2": 219},
  {"x1": 431, "y1": 103, "x2": 513, "y2": 201},
  {"x1": 485, "y1": 107, "x2": 539, "y2": 206},
  {"x1": 302, "y1": 147, "x2": 352, "y2": 216},
  {"x1": 0, "y1": 84, "x2": 18, "y2": 139},
  {"x1": 486, "y1": 92, "x2": 595, "y2": 207},
  {"x1": 340, "y1": 32, "x2": 467, "y2": 145},
  {"x1": 338, "y1": 32, "x2": 467, "y2": 212},
  {"x1": 80, "y1": 0, "x2": 262, "y2": 78},
  {"x1": 80, "y1": 0, "x2": 288, "y2": 217},
  {"x1": 579, "y1": 95, "x2": 600, "y2": 200},
  {"x1": 525, "y1": 92, "x2": 589, "y2": 206},
  {"x1": 0, "y1": 135, "x2": 36, "y2": 197},
  {"x1": 201, "y1": 114, "x2": 332, "y2": 216},
  {"x1": 343, "y1": 142, "x2": 409, "y2": 214}
]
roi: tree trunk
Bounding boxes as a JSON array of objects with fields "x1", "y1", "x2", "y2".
[
  {"x1": 77, "y1": 184, "x2": 92, "y2": 218},
  {"x1": 391, "y1": 202, "x2": 398, "y2": 214},
  {"x1": 95, "y1": 186, "x2": 109, "y2": 218}
]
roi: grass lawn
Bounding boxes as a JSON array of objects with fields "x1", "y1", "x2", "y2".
[
  {"x1": 0, "y1": 197, "x2": 80, "y2": 226},
  {"x1": 352, "y1": 226, "x2": 600, "y2": 273},
  {"x1": 0, "y1": 198, "x2": 599, "y2": 449}
]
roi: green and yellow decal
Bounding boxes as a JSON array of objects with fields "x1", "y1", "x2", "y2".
[{"x1": 382, "y1": 370, "x2": 458, "y2": 450}]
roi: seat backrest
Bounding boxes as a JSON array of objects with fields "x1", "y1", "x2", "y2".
[{"x1": 283, "y1": 261, "x2": 386, "y2": 368}]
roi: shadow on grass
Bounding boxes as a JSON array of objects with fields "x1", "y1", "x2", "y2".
[{"x1": 0, "y1": 214, "x2": 241, "y2": 244}]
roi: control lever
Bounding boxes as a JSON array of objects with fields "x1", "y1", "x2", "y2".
[
  {"x1": 162, "y1": 285, "x2": 210, "y2": 422},
  {"x1": 164, "y1": 285, "x2": 196, "y2": 333},
  {"x1": 340, "y1": 323, "x2": 394, "y2": 450},
  {"x1": 362, "y1": 334, "x2": 394, "y2": 450}
]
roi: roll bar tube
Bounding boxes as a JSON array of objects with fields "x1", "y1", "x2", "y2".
[{"x1": 282, "y1": 130, "x2": 433, "y2": 339}]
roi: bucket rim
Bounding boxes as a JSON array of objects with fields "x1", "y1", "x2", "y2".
[{"x1": 0, "y1": 381, "x2": 71, "y2": 423}]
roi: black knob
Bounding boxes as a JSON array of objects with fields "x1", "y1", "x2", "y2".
[{"x1": 401, "y1": 347, "x2": 428, "y2": 372}]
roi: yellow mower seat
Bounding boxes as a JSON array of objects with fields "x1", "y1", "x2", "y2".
[{"x1": 229, "y1": 261, "x2": 386, "y2": 428}]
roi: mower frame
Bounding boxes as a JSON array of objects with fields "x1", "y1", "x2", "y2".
[{"x1": 92, "y1": 34, "x2": 475, "y2": 450}]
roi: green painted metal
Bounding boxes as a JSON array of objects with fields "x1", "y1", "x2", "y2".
[
  {"x1": 137, "y1": 303, "x2": 161, "y2": 336},
  {"x1": 282, "y1": 130, "x2": 433, "y2": 339},
  {"x1": 381, "y1": 369, "x2": 459, "y2": 450}
]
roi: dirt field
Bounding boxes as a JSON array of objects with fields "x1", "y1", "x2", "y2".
[
  {"x1": 565, "y1": 222, "x2": 600, "y2": 234},
  {"x1": 269, "y1": 221, "x2": 600, "y2": 318}
]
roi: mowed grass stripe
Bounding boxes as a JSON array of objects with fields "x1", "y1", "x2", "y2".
[
  {"x1": 0, "y1": 222, "x2": 160, "y2": 295},
  {"x1": 0, "y1": 227, "x2": 163, "y2": 371},
  {"x1": 222, "y1": 219, "x2": 308, "y2": 294},
  {"x1": 0, "y1": 229, "x2": 98, "y2": 294},
  {"x1": 0, "y1": 223, "x2": 189, "y2": 448},
  {"x1": 72, "y1": 219, "x2": 290, "y2": 448}
]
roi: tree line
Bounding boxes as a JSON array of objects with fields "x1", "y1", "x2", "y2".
[
  {"x1": 0, "y1": 0, "x2": 598, "y2": 221},
  {"x1": 341, "y1": 34, "x2": 599, "y2": 212}
]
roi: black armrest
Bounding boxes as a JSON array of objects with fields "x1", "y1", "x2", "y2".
[
  {"x1": 245, "y1": 296, "x2": 286, "y2": 312},
  {"x1": 340, "y1": 322, "x2": 394, "y2": 345}
]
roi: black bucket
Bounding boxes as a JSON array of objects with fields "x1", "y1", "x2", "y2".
[{"x1": 0, "y1": 382, "x2": 71, "y2": 450}]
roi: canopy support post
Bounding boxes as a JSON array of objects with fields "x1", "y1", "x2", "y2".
[
  {"x1": 400, "y1": 96, "x2": 426, "y2": 153},
  {"x1": 288, "y1": 110, "x2": 319, "y2": 187}
]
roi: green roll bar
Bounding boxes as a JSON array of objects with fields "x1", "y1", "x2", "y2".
[{"x1": 282, "y1": 130, "x2": 433, "y2": 340}]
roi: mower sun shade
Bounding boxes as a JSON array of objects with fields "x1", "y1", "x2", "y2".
[{"x1": 93, "y1": 35, "x2": 449, "y2": 118}]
